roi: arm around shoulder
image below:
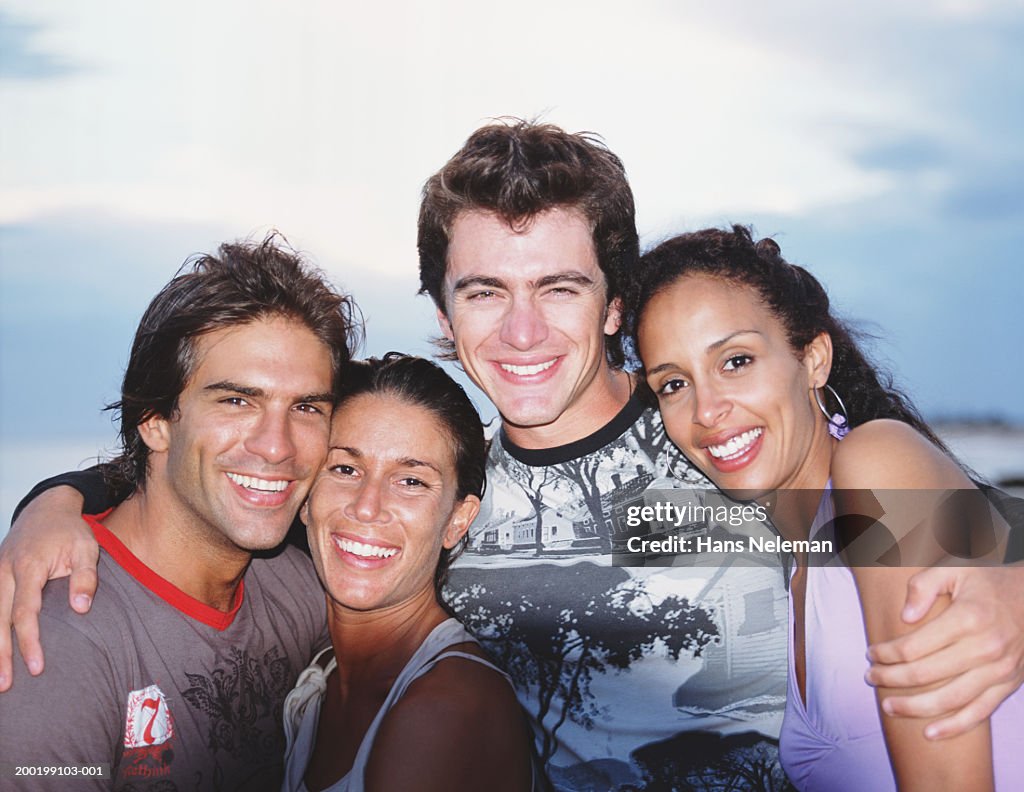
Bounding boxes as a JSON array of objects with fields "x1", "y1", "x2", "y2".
[{"x1": 0, "y1": 481, "x2": 104, "y2": 690}]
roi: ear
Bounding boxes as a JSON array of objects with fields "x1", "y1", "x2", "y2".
[
  {"x1": 137, "y1": 414, "x2": 171, "y2": 454},
  {"x1": 436, "y1": 308, "x2": 455, "y2": 342},
  {"x1": 300, "y1": 496, "x2": 311, "y2": 527},
  {"x1": 442, "y1": 495, "x2": 480, "y2": 550},
  {"x1": 604, "y1": 297, "x2": 624, "y2": 336},
  {"x1": 803, "y1": 332, "x2": 833, "y2": 389}
]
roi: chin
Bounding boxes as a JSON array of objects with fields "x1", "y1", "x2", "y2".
[
  {"x1": 689, "y1": 465, "x2": 767, "y2": 503},
  {"x1": 500, "y1": 401, "x2": 563, "y2": 429},
  {"x1": 231, "y1": 525, "x2": 292, "y2": 552},
  {"x1": 715, "y1": 475, "x2": 782, "y2": 504}
]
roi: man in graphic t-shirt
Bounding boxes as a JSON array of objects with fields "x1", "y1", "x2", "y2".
[
  {"x1": 414, "y1": 120, "x2": 1024, "y2": 790},
  {"x1": 0, "y1": 238, "x2": 355, "y2": 789},
  {"x1": 415, "y1": 120, "x2": 793, "y2": 790}
]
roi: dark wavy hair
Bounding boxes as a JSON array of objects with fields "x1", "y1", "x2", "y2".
[
  {"x1": 106, "y1": 233, "x2": 362, "y2": 495},
  {"x1": 335, "y1": 353, "x2": 486, "y2": 596},
  {"x1": 417, "y1": 118, "x2": 637, "y2": 369},
  {"x1": 627, "y1": 225, "x2": 949, "y2": 452}
]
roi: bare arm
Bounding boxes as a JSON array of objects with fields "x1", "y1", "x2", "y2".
[
  {"x1": 0, "y1": 487, "x2": 98, "y2": 691},
  {"x1": 835, "y1": 421, "x2": 995, "y2": 791},
  {"x1": 364, "y1": 655, "x2": 533, "y2": 792},
  {"x1": 866, "y1": 562, "x2": 1024, "y2": 739}
]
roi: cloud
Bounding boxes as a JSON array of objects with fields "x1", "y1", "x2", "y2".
[
  {"x1": 0, "y1": 0, "x2": 949, "y2": 250},
  {"x1": 854, "y1": 135, "x2": 949, "y2": 173},
  {"x1": 1, "y1": 0, "x2": 1022, "y2": 427},
  {"x1": 941, "y1": 167, "x2": 1024, "y2": 223},
  {"x1": 0, "y1": 10, "x2": 76, "y2": 80}
]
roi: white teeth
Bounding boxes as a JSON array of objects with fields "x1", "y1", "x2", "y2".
[
  {"x1": 500, "y1": 359, "x2": 556, "y2": 376},
  {"x1": 336, "y1": 537, "x2": 399, "y2": 559},
  {"x1": 707, "y1": 428, "x2": 763, "y2": 459},
  {"x1": 226, "y1": 472, "x2": 289, "y2": 492}
]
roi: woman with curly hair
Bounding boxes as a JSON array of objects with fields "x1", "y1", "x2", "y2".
[{"x1": 628, "y1": 226, "x2": 1022, "y2": 791}]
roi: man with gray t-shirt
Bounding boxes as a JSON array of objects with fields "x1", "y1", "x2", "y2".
[{"x1": 0, "y1": 237, "x2": 355, "y2": 789}]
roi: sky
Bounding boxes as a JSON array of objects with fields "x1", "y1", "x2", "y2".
[{"x1": 2, "y1": 0, "x2": 1022, "y2": 528}]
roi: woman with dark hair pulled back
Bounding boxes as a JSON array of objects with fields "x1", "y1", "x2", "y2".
[{"x1": 628, "y1": 226, "x2": 1023, "y2": 791}]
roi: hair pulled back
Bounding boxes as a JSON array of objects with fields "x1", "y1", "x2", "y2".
[
  {"x1": 628, "y1": 225, "x2": 948, "y2": 452},
  {"x1": 335, "y1": 352, "x2": 486, "y2": 594}
]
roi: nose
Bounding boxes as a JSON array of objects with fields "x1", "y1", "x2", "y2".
[
  {"x1": 499, "y1": 296, "x2": 549, "y2": 351},
  {"x1": 345, "y1": 478, "x2": 388, "y2": 524},
  {"x1": 244, "y1": 408, "x2": 298, "y2": 464},
  {"x1": 692, "y1": 379, "x2": 731, "y2": 428}
]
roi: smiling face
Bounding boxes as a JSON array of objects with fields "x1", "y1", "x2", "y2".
[
  {"x1": 638, "y1": 274, "x2": 833, "y2": 498},
  {"x1": 437, "y1": 208, "x2": 623, "y2": 446},
  {"x1": 302, "y1": 393, "x2": 480, "y2": 614},
  {"x1": 139, "y1": 315, "x2": 335, "y2": 556}
]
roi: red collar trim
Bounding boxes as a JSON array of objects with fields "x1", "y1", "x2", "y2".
[{"x1": 85, "y1": 510, "x2": 245, "y2": 631}]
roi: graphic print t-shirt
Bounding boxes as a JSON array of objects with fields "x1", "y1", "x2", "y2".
[
  {"x1": 444, "y1": 396, "x2": 791, "y2": 792},
  {"x1": 0, "y1": 515, "x2": 328, "y2": 791}
]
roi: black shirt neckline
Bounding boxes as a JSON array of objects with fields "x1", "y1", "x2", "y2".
[{"x1": 498, "y1": 394, "x2": 648, "y2": 467}]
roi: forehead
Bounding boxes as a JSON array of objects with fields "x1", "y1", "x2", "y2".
[
  {"x1": 655, "y1": 276, "x2": 774, "y2": 323},
  {"x1": 444, "y1": 207, "x2": 601, "y2": 285},
  {"x1": 640, "y1": 275, "x2": 782, "y2": 351},
  {"x1": 187, "y1": 316, "x2": 334, "y2": 392},
  {"x1": 329, "y1": 393, "x2": 455, "y2": 468}
]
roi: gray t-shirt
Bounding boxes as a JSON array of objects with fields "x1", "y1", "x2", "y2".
[
  {"x1": 0, "y1": 514, "x2": 328, "y2": 791},
  {"x1": 445, "y1": 396, "x2": 792, "y2": 791}
]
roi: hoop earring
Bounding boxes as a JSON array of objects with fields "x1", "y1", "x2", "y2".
[{"x1": 814, "y1": 384, "x2": 850, "y2": 440}]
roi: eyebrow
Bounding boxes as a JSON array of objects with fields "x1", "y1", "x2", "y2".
[
  {"x1": 451, "y1": 271, "x2": 597, "y2": 294},
  {"x1": 706, "y1": 329, "x2": 763, "y2": 353},
  {"x1": 396, "y1": 458, "x2": 443, "y2": 475},
  {"x1": 645, "y1": 330, "x2": 764, "y2": 377},
  {"x1": 451, "y1": 275, "x2": 505, "y2": 293},
  {"x1": 204, "y1": 381, "x2": 334, "y2": 405},
  {"x1": 329, "y1": 447, "x2": 443, "y2": 475}
]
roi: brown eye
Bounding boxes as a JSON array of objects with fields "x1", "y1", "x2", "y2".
[
  {"x1": 723, "y1": 355, "x2": 753, "y2": 371},
  {"x1": 658, "y1": 377, "x2": 688, "y2": 396}
]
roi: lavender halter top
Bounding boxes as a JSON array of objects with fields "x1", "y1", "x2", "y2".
[{"x1": 778, "y1": 484, "x2": 1024, "y2": 791}]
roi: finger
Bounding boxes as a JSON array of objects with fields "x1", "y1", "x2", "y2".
[
  {"x1": 866, "y1": 642, "x2": 974, "y2": 689},
  {"x1": 900, "y1": 566, "x2": 959, "y2": 624},
  {"x1": 868, "y1": 608, "x2": 962, "y2": 664},
  {"x1": 67, "y1": 540, "x2": 99, "y2": 613},
  {"x1": 879, "y1": 666, "x2": 990, "y2": 720},
  {"x1": 10, "y1": 562, "x2": 48, "y2": 676},
  {"x1": 0, "y1": 568, "x2": 15, "y2": 691},
  {"x1": 920, "y1": 684, "x2": 1012, "y2": 740}
]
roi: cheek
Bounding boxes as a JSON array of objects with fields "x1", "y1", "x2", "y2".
[
  {"x1": 660, "y1": 404, "x2": 695, "y2": 451},
  {"x1": 552, "y1": 303, "x2": 601, "y2": 338},
  {"x1": 305, "y1": 480, "x2": 346, "y2": 532},
  {"x1": 450, "y1": 310, "x2": 492, "y2": 346},
  {"x1": 296, "y1": 427, "x2": 330, "y2": 468},
  {"x1": 398, "y1": 504, "x2": 449, "y2": 553},
  {"x1": 307, "y1": 541, "x2": 329, "y2": 582}
]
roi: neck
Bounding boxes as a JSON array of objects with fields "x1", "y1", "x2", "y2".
[
  {"x1": 326, "y1": 588, "x2": 449, "y2": 687},
  {"x1": 103, "y1": 491, "x2": 251, "y2": 612},
  {"x1": 761, "y1": 424, "x2": 836, "y2": 544},
  {"x1": 503, "y1": 366, "x2": 633, "y2": 449}
]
